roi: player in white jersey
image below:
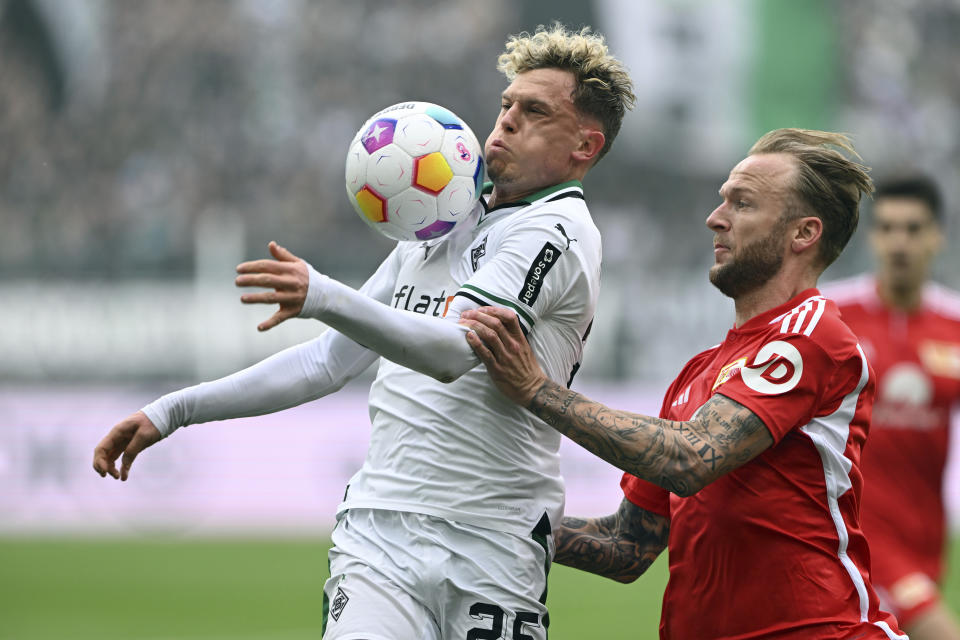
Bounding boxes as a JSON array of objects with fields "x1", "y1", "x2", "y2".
[{"x1": 93, "y1": 25, "x2": 636, "y2": 640}]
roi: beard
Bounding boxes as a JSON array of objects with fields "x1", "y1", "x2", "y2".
[{"x1": 709, "y1": 221, "x2": 786, "y2": 298}]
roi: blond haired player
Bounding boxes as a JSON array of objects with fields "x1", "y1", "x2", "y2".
[{"x1": 94, "y1": 24, "x2": 635, "y2": 640}]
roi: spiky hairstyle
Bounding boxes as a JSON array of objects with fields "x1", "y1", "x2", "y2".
[{"x1": 497, "y1": 23, "x2": 635, "y2": 163}]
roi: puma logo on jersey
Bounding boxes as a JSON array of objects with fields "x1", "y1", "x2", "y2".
[
  {"x1": 420, "y1": 242, "x2": 434, "y2": 260},
  {"x1": 393, "y1": 285, "x2": 448, "y2": 316},
  {"x1": 742, "y1": 341, "x2": 803, "y2": 394},
  {"x1": 555, "y1": 223, "x2": 577, "y2": 250},
  {"x1": 471, "y1": 235, "x2": 488, "y2": 271}
]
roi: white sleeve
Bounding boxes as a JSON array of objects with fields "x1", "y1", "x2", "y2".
[
  {"x1": 141, "y1": 247, "x2": 405, "y2": 438},
  {"x1": 300, "y1": 265, "x2": 481, "y2": 383},
  {"x1": 142, "y1": 331, "x2": 378, "y2": 438},
  {"x1": 455, "y1": 212, "x2": 587, "y2": 335}
]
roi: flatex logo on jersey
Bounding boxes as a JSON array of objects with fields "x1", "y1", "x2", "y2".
[
  {"x1": 392, "y1": 284, "x2": 451, "y2": 316},
  {"x1": 518, "y1": 242, "x2": 561, "y2": 307},
  {"x1": 742, "y1": 341, "x2": 804, "y2": 394}
]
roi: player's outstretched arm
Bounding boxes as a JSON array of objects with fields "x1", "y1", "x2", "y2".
[
  {"x1": 462, "y1": 307, "x2": 774, "y2": 496},
  {"x1": 92, "y1": 411, "x2": 161, "y2": 481},
  {"x1": 554, "y1": 498, "x2": 669, "y2": 583},
  {"x1": 238, "y1": 241, "x2": 480, "y2": 383},
  {"x1": 90, "y1": 327, "x2": 378, "y2": 484}
]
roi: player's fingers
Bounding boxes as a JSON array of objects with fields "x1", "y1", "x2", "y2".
[
  {"x1": 257, "y1": 309, "x2": 293, "y2": 332},
  {"x1": 235, "y1": 259, "x2": 290, "y2": 275},
  {"x1": 92, "y1": 443, "x2": 120, "y2": 479},
  {"x1": 93, "y1": 424, "x2": 134, "y2": 478},
  {"x1": 465, "y1": 330, "x2": 496, "y2": 366},
  {"x1": 235, "y1": 273, "x2": 294, "y2": 289},
  {"x1": 463, "y1": 308, "x2": 505, "y2": 332},
  {"x1": 464, "y1": 318, "x2": 509, "y2": 361},
  {"x1": 119, "y1": 442, "x2": 143, "y2": 482},
  {"x1": 240, "y1": 291, "x2": 303, "y2": 305},
  {"x1": 118, "y1": 427, "x2": 160, "y2": 482},
  {"x1": 465, "y1": 311, "x2": 517, "y2": 353},
  {"x1": 497, "y1": 308, "x2": 525, "y2": 340},
  {"x1": 476, "y1": 307, "x2": 524, "y2": 338},
  {"x1": 268, "y1": 241, "x2": 300, "y2": 262}
]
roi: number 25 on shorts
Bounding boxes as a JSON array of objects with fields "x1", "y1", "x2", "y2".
[{"x1": 466, "y1": 602, "x2": 542, "y2": 640}]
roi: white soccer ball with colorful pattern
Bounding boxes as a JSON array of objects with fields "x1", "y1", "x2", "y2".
[{"x1": 345, "y1": 101, "x2": 485, "y2": 242}]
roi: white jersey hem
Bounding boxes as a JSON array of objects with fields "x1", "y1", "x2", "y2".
[{"x1": 336, "y1": 499, "x2": 551, "y2": 538}]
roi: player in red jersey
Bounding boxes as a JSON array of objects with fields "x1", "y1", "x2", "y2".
[
  {"x1": 461, "y1": 129, "x2": 908, "y2": 639},
  {"x1": 824, "y1": 175, "x2": 960, "y2": 640}
]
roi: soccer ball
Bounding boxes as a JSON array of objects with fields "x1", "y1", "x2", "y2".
[{"x1": 345, "y1": 101, "x2": 485, "y2": 242}]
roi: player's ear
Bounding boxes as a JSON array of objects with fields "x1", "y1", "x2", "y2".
[
  {"x1": 791, "y1": 216, "x2": 823, "y2": 255},
  {"x1": 573, "y1": 127, "x2": 605, "y2": 164}
]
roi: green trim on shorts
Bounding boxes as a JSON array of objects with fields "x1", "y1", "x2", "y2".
[{"x1": 531, "y1": 513, "x2": 552, "y2": 634}]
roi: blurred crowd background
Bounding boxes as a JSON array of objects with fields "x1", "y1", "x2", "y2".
[{"x1": 2, "y1": 0, "x2": 960, "y2": 387}]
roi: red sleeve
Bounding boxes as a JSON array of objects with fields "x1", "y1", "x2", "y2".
[
  {"x1": 621, "y1": 473, "x2": 671, "y2": 518},
  {"x1": 715, "y1": 333, "x2": 838, "y2": 442}
]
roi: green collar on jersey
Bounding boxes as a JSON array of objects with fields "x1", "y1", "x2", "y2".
[{"x1": 481, "y1": 180, "x2": 584, "y2": 213}]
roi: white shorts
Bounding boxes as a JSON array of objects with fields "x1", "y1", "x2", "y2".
[{"x1": 321, "y1": 508, "x2": 552, "y2": 640}]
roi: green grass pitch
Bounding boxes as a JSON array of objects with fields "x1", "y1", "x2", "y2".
[{"x1": 0, "y1": 537, "x2": 956, "y2": 639}]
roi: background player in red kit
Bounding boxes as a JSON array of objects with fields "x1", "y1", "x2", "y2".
[
  {"x1": 825, "y1": 176, "x2": 960, "y2": 640},
  {"x1": 461, "y1": 129, "x2": 908, "y2": 639}
]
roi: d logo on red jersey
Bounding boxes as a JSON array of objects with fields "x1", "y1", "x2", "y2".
[{"x1": 742, "y1": 340, "x2": 803, "y2": 394}]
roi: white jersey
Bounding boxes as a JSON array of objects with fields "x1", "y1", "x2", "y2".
[
  {"x1": 343, "y1": 180, "x2": 601, "y2": 536},
  {"x1": 142, "y1": 180, "x2": 601, "y2": 539}
]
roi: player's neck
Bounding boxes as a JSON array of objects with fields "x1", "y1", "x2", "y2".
[
  {"x1": 731, "y1": 273, "x2": 818, "y2": 328},
  {"x1": 488, "y1": 169, "x2": 587, "y2": 209},
  {"x1": 876, "y1": 277, "x2": 925, "y2": 312},
  {"x1": 487, "y1": 183, "x2": 551, "y2": 209}
]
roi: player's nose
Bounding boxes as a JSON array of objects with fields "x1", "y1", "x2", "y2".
[
  {"x1": 705, "y1": 204, "x2": 730, "y2": 231},
  {"x1": 499, "y1": 104, "x2": 520, "y2": 133}
]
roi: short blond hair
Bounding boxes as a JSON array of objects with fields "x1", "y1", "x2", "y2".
[
  {"x1": 498, "y1": 23, "x2": 636, "y2": 163},
  {"x1": 750, "y1": 128, "x2": 874, "y2": 268}
]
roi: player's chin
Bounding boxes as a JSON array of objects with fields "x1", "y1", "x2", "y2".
[{"x1": 485, "y1": 158, "x2": 508, "y2": 181}]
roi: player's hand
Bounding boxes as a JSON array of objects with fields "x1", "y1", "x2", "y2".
[
  {"x1": 235, "y1": 241, "x2": 309, "y2": 331},
  {"x1": 92, "y1": 411, "x2": 162, "y2": 481},
  {"x1": 461, "y1": 306, "x2": 547, "y2": 406}
]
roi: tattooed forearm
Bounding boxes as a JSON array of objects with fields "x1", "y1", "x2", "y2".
[
  {"x1": 529, "y1": 381, "x2": 773, "y2": 496},
  {"x1": 553, "y1": 499, "x2": 669, "y2": 583}
]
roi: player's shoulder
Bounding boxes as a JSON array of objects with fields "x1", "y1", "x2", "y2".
[
  {"x1": 765, "y1": 291, "x2": 859, "y2": 357},
  {"x1": 677, "y1": 342, "x2": 724, "y2": 378},
  {"x1": 499, "y1": 190, "x2": 600, "y2": 249},
  {"x1": 924, "y1": 282, "x2": 960, "y2": 322}
]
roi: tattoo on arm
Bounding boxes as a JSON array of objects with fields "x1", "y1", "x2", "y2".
[
  {"x1": 529, "y1": 382, "x2": 774, "y2": 496},
  {"x1": 553, "y1": 498, "x2": 669, "y2": 583}
]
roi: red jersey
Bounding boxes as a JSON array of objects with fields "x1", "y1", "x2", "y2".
[
  {"x1": 623, "y1": 289, "x2": 906, "y2": 640},
  {"x1": 826, "y1": 275, "x2": 960, "y2": 623}
]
